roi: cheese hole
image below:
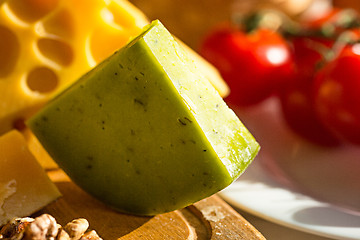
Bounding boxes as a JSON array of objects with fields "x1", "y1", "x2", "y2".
[
  {"x1": 0, "y1": 26, "x2": 19, "y2": 78},
  {"x1": 26, "y1": 67, "x2": 58, "y2": 93},
  {"x1": 13, "y1": 118, "x2": 26, "y2": 131},
  {"x1": 37, "y1": 38, "x2": 73, "y2": 66},
  {"x1": 41, "y1": 9, "x2": 74, "y2": 39},
  {"x1": 7, "y1": 0, "x2": 59, "y2": 23}
]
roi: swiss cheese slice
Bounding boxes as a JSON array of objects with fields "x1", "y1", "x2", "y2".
[{"x1": 0, "y1": 0, "x2": 148, "y2": 135}]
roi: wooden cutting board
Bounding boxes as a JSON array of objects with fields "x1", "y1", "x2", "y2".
[{"x1": 36, "y1": 169, "x2": 265, "y2": 239}]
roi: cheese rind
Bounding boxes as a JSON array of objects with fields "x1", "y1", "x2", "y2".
[
  {"x1": 28, "y1": 20, "x2": 259, "y2": 215},
  {"x1": 0, "y1": 130, "x2": 61, "y2": 226}
]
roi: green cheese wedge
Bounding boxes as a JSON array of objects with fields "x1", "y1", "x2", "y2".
[{"x1": 27, "y1": 20, "x2": 259, "y2": 215}]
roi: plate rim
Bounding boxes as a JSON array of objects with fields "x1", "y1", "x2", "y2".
[{"x1": 219, "y1": 159, "x2": 360, "y2": 240}]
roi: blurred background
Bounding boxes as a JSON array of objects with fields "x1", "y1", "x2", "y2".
[{"x1": 128, "y1": 0, "x2": 354, "y2": 50}]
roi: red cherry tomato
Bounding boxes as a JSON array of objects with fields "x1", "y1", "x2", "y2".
[
  {"x1": 279, "y1": 36, "x2": 340, "y2": 146},
  {"x1": 199, "y1": 24, "x2": 294, "y2": 107},
  {"x1": 313, "y1": 43, "x2": 360, "y2": 145}
]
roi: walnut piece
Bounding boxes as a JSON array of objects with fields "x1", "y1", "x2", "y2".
[
  {"x1": 0, "y1": 214, "x2": 101, "y2": 240},
  {"x1": 55, "y1": 229, "x2": 70, "y2": 240},
  {"x1": 79, "y1": 231, "x2": 102, "y2": 240},
  {"x1": 63, "y1": 218, "x2": 88, "y2": 240},
  {"x1": 23, "y1": 214, "x2": 59, "y2": 240},
  {"x1": 0, "y1": 217, "x2": 33, "y2": 240}
]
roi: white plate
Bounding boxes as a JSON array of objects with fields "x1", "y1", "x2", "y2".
[{"x1": 220, "y1": 98, "x2": 360, "y2": 240}]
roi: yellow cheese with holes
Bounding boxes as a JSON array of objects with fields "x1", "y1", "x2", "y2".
[
  {"x1": 0, "y1": 130, "x2": 61, "y2": 226},
  {"x1": 0, "y1": 0, "x2": 148, "y2": 135},
  {"x1": 0, "y1": 0, "x2": 228, "y2": 136}
]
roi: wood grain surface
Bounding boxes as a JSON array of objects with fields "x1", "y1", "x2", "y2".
[{"x1": 35, "y1": 169, "x2": 265, "y2": 240}]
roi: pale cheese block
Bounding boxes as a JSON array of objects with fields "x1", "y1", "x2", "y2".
[{"x1": 0, "y1": 130, "x2": 61, "y2": 226}]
